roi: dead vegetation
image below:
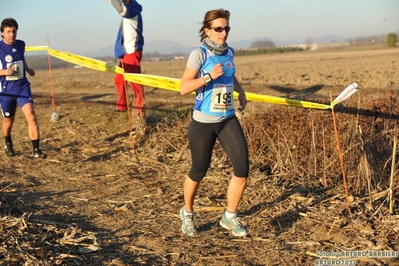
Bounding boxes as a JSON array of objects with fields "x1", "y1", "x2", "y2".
[{"x1": 1, "y1": 47, "x2": 399, "y2": 265}]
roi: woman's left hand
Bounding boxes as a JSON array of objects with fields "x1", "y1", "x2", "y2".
[{"x1": 238, "y1": 92, "x2": 247, "y2": 111}]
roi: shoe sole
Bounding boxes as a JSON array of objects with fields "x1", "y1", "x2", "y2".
[
  {"x1": 34, "y1": 154, "x2": 47, "y2": 159},
  {"x1": 219, "y1": 220, "x2": 248, "y2": 237},
  {"x1": 181, "y1": 225, "x2": 196, "y2": 236}
]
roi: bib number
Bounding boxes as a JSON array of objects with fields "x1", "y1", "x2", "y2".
[
  {"x1": 6, "y1": 60, "x2": 24, "y2": 81},
  {"x1": 210, "y1": 84, "x2": 234, "y2": 112}
]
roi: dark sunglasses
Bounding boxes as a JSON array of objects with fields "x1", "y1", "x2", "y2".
[{"x1": 211, "y1": 26, "x2": 230, "y2": 33}]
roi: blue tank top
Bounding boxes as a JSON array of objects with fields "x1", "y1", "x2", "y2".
[{"x1": 193, "y1": 45, "x2": 236, "y2": 118}]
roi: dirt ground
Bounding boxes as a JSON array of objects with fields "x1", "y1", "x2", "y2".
[{"x1": 1, "y1": 46, "x2": 399, "y2": 265}]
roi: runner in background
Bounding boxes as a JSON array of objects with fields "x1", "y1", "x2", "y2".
[{"x1": 0, "y1": 17, "x2": 47, "y2": 159}]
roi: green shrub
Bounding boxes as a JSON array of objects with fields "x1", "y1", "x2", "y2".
[{"x1": 387, "y1": 33, "x2": 397, "y2": 47}]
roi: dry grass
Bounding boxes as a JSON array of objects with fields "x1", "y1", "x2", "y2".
[{"x1": 1, "y1": 46, "x2": 399, "y2": 265}]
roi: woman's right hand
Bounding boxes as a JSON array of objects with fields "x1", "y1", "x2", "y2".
[{"x1": 210, "y1": 63, "x2": 224, "y2": 80}]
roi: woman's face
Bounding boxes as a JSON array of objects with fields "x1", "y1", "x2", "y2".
[{"x1": 205, "y1": 18, "x2": 230, "y2": 45}]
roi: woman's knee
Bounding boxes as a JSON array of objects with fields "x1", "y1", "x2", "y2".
[
  {"x1": 233, "y1": 162, "x2": 249, "y2": 178},
  {"x1": 188, "y1": 170, "x2": 206, "y2": 182}
]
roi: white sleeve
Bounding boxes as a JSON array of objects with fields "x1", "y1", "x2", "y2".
[{"x1": 111, "y1": 0, "x2": 127, "y2": 16}]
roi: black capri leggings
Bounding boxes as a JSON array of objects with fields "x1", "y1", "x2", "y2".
[{"x1": 188, "y1": 115, "x2": 249, "y2": 182}]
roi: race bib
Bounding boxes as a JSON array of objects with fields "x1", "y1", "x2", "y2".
[
  {"x1": 210, "y1": 83, "x2": 234, "y2": 112},
  {"x1": 6, "y1": 60, "x2": 24, "y2": 81}
]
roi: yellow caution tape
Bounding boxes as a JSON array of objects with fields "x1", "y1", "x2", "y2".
[
  {"x1": 123, "y1": 73, "x2": 181, "y2": 92},
  {"x1": 124, "y1": 73, "x2": 331, "y2": 109},
  {"x1": 237, "y1": 91, "x2": 331, "y2": 109},
  {"x1": 26, "y1": 45, "x2": 49, "y2": 51},
  {"x1": 26, "y1": 46, "x2": 358, "y2": 110},
  {"x1": 48, "y1": 49, "x2": 124, "y2": 74}
]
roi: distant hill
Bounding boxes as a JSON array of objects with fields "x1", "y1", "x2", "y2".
[
  {"x1": 81, "y1": 31, "x2": 398, "y2": 58},
  {"x1": 144, "y1": 40, "x2": 194, "y2": 55},
  {"x1": 229, "y1": 35, "x2": 347, "y2": 49},
  {"x1": 84, "y1": 35, "x2": 347, "y2": 58},
  {"x1": 228, "y1": 36, "x2": 283, "y2": 49},
  {"x1": 313, "y1": 35, "x2": 346, "y2": 43}
]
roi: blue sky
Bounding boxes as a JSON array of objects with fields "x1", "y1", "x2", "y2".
[{"x1": 1, "y1": 0, "x2": 398, "y2": 55}]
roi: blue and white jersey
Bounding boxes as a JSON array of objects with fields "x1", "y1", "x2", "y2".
[
  {"x1": 193, "y1": 45, "x2": 236, "y2": 118},
  {"x1": 0, "y1": 39, "x2": 30, "y2": 93}
]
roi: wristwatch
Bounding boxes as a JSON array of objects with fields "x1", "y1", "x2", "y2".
[{"x1": 203, "y1": 73, "x2": 212, "y2": 84}]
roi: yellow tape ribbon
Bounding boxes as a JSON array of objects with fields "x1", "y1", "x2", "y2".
[
  {"x1": 27, "y1": 45, "x2": 356, "y2": 110},
  {"x1": 25, "y1": 45, "x2": 49, "y2": 51},
  {"x1": 48, "y1": 49, "x2": 124, "y2": 74}
]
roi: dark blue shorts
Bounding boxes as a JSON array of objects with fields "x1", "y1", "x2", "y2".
[{"x1": 0, "y1": 86, "x2": 34, "y2": 117}]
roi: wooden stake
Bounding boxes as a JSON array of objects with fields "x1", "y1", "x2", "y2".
[
  {"x1": 389, "y1": 122, "x2": 397, "y2": 214},
  {"x1": 46, "y1": 36, "x2": 55, "y2": 112},
  {"x1": 121, "y1": 59, "x2": 135, "y2": 152},
  {"x1": 330, "y1": 92, "x2": 351, "y2": 217}
]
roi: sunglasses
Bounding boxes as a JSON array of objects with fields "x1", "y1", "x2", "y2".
[{"x1": 211, "y1": 26, "x2": 230, "y2": 33}]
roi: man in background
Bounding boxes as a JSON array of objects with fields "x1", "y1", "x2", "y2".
[
  {"x1": 0, "y1": 18, "x2": 46, "y2": 159},
  {"x1": 109, "y1": 0, "x2": 145, "y2": 117}
]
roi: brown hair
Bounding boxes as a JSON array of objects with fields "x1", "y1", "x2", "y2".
[
  {"x1": 1, "y1": 18, "x2": 18, "y2": 33},
  {"x1": 199, "y1": 9, "x2": 230, "y2": 42}
]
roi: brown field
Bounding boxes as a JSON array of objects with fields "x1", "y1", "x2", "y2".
[{"x1": 1, "y1": 46, "x2": 399, "y2": 265}]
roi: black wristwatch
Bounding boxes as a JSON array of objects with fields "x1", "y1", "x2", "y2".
[{"x1": 203, "y1": 73, "x2": 212, "y2": 84}]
